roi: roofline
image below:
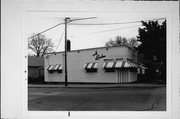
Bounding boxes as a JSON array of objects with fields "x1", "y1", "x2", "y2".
[{"x1": 46, "y1": 45, "x2": 136, "y2": 55}]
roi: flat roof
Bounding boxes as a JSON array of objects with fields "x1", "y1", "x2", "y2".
[
  {"x1": 47, "y1": 45, "x2": 136, "y2": 55},
  {"x1": 28, "y1": 56, "x2": 44, "y2": 66}
]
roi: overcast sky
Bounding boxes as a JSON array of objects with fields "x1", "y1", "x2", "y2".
[{"x1": 24, "y1": 12, "x2": 166, "y2": 53}]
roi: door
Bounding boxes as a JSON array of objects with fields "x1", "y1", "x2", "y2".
[{"x1": 117, "y1": 69, "x2": 129, "y2": 83}]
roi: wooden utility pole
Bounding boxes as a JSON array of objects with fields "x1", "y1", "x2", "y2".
[
  {"x1": 64, "y1": 17, "x2": 97, "y2": 86},
  {"x1": 64, "y1": 17, "x2": 70, "y2": 86}
]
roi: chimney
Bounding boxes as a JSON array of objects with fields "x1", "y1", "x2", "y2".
[{"x1": 67, "y1": 39, "x2": 71, "y2": 52}]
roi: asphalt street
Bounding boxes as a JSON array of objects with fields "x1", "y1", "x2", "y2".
[{"x1": 28, "y1": 86, "x2": 166, "y2": 111}]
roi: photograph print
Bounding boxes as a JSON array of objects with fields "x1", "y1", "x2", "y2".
[{"x1": 25, "y1": 11, "x2": 167, "y2": 111}]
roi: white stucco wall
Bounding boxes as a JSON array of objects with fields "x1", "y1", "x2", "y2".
[
  {"x1": 129, "y1": 71, "x2": 137, "y2": 82},
  {"x1": 44, "y1": 46, "x2": 137, "y2": 83}
]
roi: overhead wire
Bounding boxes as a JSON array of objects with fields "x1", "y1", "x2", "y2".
[
  {"x1": 54, "y1": 24, "x2": 70, "y2": 52},
  {"x1": 70, "y1": 18, "x2": 166, "y2": 26},
  {"x1": 86, "y1": 25, "x2": 143, "y2": 35},
  {"x1": 71, "y1": 17, "x2": 165, "y2": 36},
  {"x1": 29, "y1": 17, "x2": 166, "y2": 53},
  {"x1": 28, "y1": 17, "x2": 165, "y2": 39},
  {"x1": 54, "y1": 31, "x2": 65, "y2": 52},
  {"x1": 28, "y1": 17, "x2": 97, "y2": 39},
  {"x1": 70, "y1": 17, "x2": 97, "y2": 22},
  {"x1": 28, "y1": 22, "x2": 65, "y2": 39}
]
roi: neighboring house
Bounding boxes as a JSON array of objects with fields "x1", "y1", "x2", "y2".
[
  {"x1": 44, "y1": 45, "x2": 146, "y2": 83},
  {"x1": 28, "y1": 56, "x2": 44, "y2": 80}
]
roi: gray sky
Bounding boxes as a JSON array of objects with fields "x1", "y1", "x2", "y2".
[{"x1": 25, "y1": 12, "x2": 166, "y2": 53}]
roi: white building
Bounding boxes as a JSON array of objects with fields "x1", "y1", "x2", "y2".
[{"x1": 44, "y1": 45, "x2": 145, "y2": 83}]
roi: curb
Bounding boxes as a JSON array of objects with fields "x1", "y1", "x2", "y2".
[{"x1": 28, "y1": 84, "x2": 165, "y2": 89}]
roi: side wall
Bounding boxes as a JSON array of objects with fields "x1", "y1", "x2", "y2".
[
  {"x1": 28, "y1": 67, "x2": 39, "y2": 78},
  {"x1": 45, "y1": 46, "x2": 136, "y2": 83},
  {"x1": 129, "y1": 71, "x2": 137, "y2": 82}
]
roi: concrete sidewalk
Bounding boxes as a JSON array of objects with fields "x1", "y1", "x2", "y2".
[{"x1": 28, "y1": 83, "x2": 165, "y2": 88}]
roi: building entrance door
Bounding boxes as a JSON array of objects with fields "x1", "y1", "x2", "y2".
[{"x1": 117, "y1": 69, "x2": 129, "y2": 83}]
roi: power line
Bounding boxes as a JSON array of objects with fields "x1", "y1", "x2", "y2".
[
  {"x1": 27, "y1": 17, "x2": 97, "y2": 39},
  {"x1": 54, "y1": 24, "x2": 70, "y2": 52},
  {"x1": 73, "y1": 25, "x2": 143, "y2": 37},
  {"x1": 28, "y1": 17, "x2": 165, "y2": 39},
  {"x1": 70, "y1": 18, "x2": 166, "y2": 26},
  {"x1": 87, "y1": 25, "x2": 143, "y2": 35},
  {"x1": 54, "y1": 31, "x2": 64, "y2": 52},
  {"x1": 28, "y1": 22, "x2": 64, "y2": 39},
  {"x1": 70, "y1": 17, "x2": 97, "y2": 22}
]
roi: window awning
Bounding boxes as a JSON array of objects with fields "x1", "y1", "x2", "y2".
[
  {"x1": 138, "y1": 65, "x2": 148, "y2": 69},
  {"x1": 53, "y1": 64, "x2": 59, "y2": 70},
  {"x1": 103, "y1": 61, "x2": 116, "y2": 68},
  {"x1": 47, "y1": 65, "x2": 54, "y2": 71},
  {"x1": 58, "y1": 65, "x2": 63, "y2": 70},
  {"x1": 47, "y1": 64, "x2": 63, "y2": 71},
  {"x1": 103, "y1": 59, "x2": 141, "y2": 69},
  {"x1": 84, "y1": 62, "x2": 98, "y2": 69},
  {"x1": 124, "y1": 60, "x2": 138, "y2": 68}
]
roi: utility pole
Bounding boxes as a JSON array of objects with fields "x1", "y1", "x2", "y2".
[
  {"x1": 63, "y1": 17, "x2": 97, "y2": 86},
  {"x1": 64, "y1": 17, "x2": 70, "y2": 86}
]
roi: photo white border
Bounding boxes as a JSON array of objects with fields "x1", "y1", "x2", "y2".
[{"x1": 2, "y1": 1, "x2": 179, "y2": 119}]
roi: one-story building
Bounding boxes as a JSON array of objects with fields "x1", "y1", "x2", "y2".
[
  {"x1": 28, "y1": 56, "x2": 44, "y2": 83},
  {"x1": 44, "y1": 45, "x2": 146, "y2": 83}
]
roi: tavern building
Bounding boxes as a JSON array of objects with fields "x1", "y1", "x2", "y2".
[{"x1": 44, "y1": 45, "x2": 146, "y2": 83}]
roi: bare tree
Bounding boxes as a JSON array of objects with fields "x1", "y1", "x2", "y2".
[
  {"x1": 105, "y1": 36, "x2": 141, "y2": 48},
  {"x1": 28, "y1": 33, "x2": 54, "y2": 57}
]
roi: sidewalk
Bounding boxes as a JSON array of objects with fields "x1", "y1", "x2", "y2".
[{"x1": 28, "y1": 83, "x2": 165, "y2": 88}]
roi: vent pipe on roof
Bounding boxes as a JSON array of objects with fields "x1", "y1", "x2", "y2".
[{"x1": 67, "y1": 39, "x2": 71, "y2": 52}]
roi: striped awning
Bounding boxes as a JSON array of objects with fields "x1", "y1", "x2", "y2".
[
  {"x1": 84, "y1": 62, "x2": 98, "y2": 69},
  {"x1": 103, "y1": 59, "x2": 140, "y2": 69},
  {"x1": 139, "y1": 65, "x2": 148, "y2": 69},
  {"x1": 103, "y1": 61, "x2": 116, "y2": 68},
  {"x1": 58, "y1": 65, "x2": 63, "y2": 70},
  {"x1": 53, "y1": 64, "x2": 59, "y2": 70},
  {"x1": 47, "y1": 64, "x2": 63, "y2": 71},
  {"x1": 47, "y1": 65, "x2": 54, "y2": 71}
]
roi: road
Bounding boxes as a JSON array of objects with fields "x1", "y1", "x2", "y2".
[{"x1": 28, "y1": 86, "x2": 166, "y2": 111}]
